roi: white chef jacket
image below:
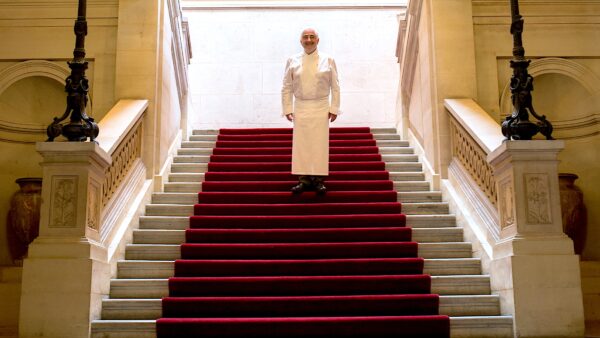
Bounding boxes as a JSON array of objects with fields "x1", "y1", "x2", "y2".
[{"x1": 281, "y1": 50, "x2": 341, "y2": 176}]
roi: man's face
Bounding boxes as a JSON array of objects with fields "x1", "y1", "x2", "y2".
[{"x1": 300, "y1": 29, "x2": 319, "y2": 53}]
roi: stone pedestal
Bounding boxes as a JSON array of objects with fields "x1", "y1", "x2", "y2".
[
  {"x1": 19, "y1": 142, "x2": 112, "y2": 338},
  {"x1": 488, "y1": 140, "x2": 585, "y2": 337}
]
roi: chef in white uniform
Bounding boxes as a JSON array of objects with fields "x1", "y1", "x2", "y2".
[{"x1": 281, "y1": 27, "x2": 340, "y2": 195}]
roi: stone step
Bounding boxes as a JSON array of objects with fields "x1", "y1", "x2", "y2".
[
  {"x1": 116, "y1": 258, "x2": 481, "y2": 279},
  {"x1": 151, "y1": 191, "x2": 442, "y2": 205},
  {"x1": 138, "y1": 214, "x2": 458, "y2": 230},
  {"x1": 166, "y1": 171, "x2": 426, "y2": 183},
  {"x1": 373, "y1": 181, "x2": 433, "y2": 192},
  {"x1": 172, "y1": 154, "x2": 419, "y2": 164},
  {"x1": 177, "y1": 148, "x2": 213, "y2": 156},
  {"x1": 169, "y1": 162, "x2": 422, "y2": 173},
  {"x1": 192, "y1": 129, "x2": 219, "y2": 135},
  {"x1": 145, "y1": 201, "x2": 448, "y2": 216},
  {"x1": 108, "y1": 275, "x2": 490, "y2": 299},
  {"x1": 162, "y1": 180, "x2": 430, "y2": 193},
  {"x1": 379, "y1": 146, "x2": 414, "y2": 154},
  {"x1": 177, "y1": 147, "x2": 415, "y2": 156},
  {"x1": 387, "y1": 162, "x2": 422, "y2": 171},
  {"x1": 402, "y1": 202, "x2": 449, "y2": 214},
  {"x1": 371, "y1": 128, "x2": 398, "y2": 134},
  {"x1": 132, "y1": 227, "x2": 463, "y2": 245},
  {"x1": 188, "y1": 133, "x2": 401, "y2": 142},
  {"x1": 181, "y1": 140, "x2": 411, "y2": 149},
  {"x1": 170, "y1": 163, "x2": 208, "y2": 173},
  {"x1": 91, "y1": 316, "x2": 514, "y2": 338},
  {"x1": 398, "y1": 191, "x2": 442, "y2": 202},
  {"x1": 124, "y1": 242, "x2": 472, "y2": 260},
  {"x1": 100, "y1": 294, "x2": 498, "y2": 320},
  {"x1": 167, "y1": 173, "x2": 205, "y2": 182},
  {"x1": 190, "y1": 128, "x2": 399, "y2": 136}
]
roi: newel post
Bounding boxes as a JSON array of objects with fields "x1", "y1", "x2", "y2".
[
  {"x1": 19, "y1": 142, "x2": 111, "y2": 338},
  {"x1": 487, "y1": 140, "x2": 584, "y2": 337}
]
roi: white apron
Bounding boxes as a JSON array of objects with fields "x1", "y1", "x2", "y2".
[{"x1": 291, "y1": 97, "x2": 330, "y2": 176}]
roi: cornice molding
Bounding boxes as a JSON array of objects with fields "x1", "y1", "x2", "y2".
[
  {"x1": 0, "y1": 0, "x2": 118, "y2": 21},
  {"x1": 0, "y1": 0, "x2": 117, "y2": 7},
  {"x1": 0, "y1": 60, "x2": 69, "y2": 96},
  {"x1": 472, "y1": 0, "x2": 600, "y2": 19}
]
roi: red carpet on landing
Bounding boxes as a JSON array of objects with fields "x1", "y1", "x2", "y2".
[{"x1": 156, "y1": 127, "x2": 450, "y2": 337}]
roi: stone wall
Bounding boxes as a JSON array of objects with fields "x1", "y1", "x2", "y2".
[
  {"x1": 472, "y1": 1, "x2": 600, "y2": 260},
  {"x1": 184, "y1": 6, "x2": 404, "y2": 129},
  {"x1": 0, "y1": 1, "x2": 119, "y2": 267},
  {"x1": 399, "y1": 0, "x2": 600, "y2": 261}
]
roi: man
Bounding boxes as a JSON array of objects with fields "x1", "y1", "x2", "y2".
[{"x1": 281, "y1": 27, "x2": 340, "y2": 195}]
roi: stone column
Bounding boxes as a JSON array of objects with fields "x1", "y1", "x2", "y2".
[
  {"x1": 19, "y1": 142, "x2": 111, "y2": 338},
  {"x1": 487, "y1": 140, "x2": 585, "y2": 337}
]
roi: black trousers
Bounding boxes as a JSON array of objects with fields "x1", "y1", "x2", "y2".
[{"x1": 298, "y1": 175, "x2": 325, "y2": 186}]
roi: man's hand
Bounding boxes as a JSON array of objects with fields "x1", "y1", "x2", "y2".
[
  {"x1": 286, "y1": 114, "x2": 293, "y2": 122},
  {"x1": 329, "y1": 113, "x2": 337, "y2": 122}
]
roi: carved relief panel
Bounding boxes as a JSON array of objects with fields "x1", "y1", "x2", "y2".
[
  {"x1": 49, "y1": 176, "x2": 77, "y2": 228},
  {"x1": 524, "y1": 173, "x2": 552, "y2": 224},
  {"x1": 498, "y1": 177, "x2": 515, "y2": 229},
  {"x1": 87, "y1": 181, "x2": 100, "y2": 231}
]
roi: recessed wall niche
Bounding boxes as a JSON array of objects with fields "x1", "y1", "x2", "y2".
[{"x1": 0, "y1": 76, "x2": 64, "y2": 132}]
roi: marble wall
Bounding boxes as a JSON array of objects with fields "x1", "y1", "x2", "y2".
[{"x1": 184, "y1": 7, "x2": 403, "y2": 129}]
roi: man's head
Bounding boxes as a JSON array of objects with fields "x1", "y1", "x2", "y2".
[{"x1": 300, "y1": 28, "x2": 319, "y2": 54}]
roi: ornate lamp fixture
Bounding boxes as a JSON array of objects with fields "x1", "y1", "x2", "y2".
[
  {"x1": 501, "y1": 0, "x2": 553, "y2": 140},
  {"x1": 46, "y1": 0, "x2": 99, "y2": 142}
]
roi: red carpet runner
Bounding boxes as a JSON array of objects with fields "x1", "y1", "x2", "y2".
[{"x1": 157, "y1": 127, "x2": 450, "y2": 337}]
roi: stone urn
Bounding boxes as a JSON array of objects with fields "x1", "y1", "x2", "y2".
[
  {"x1": 558, "y1": 173, "x2": 587, "y2": 256},
  {"x1": 6, "y1": 177, "x2": 42, "y2": 266}
]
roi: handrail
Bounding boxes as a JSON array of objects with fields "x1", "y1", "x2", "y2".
[
  {"x1": 96, "y1": 100, "x2": 148, "y2": 155},
  {"x1": 445, "y1": 99, "x2": 504, "y2": 154},
  {"x1": 96, "y1": 99, "x2": 148, "y2": 207},
  {"x1": 445, "y1": 99, "x2": 503, "y2": 207}
]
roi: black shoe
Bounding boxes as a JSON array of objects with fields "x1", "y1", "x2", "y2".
[
  {"x1": 291, "y1": 182, "x2": 309, "y2": 194},
  {"x1": 315, "y1": 182, "x2": 327, "y2": 196}
]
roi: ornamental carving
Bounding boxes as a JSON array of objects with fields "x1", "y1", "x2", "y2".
[
  {"x1": 102, "y1": 120, "x2": 143, "y2": 206},
  {"x1": 87, "y1": 181, "x2": 100, "y2": 231},
  {"x1": 49, "y1": 176, "x2": 77, "y2": 228},
  {"x1": 449, "y1": 117, "x2": 497, "y2": 207},
  {"x1": 498, "y1": 178, "x2": 515, "y2": 229},
  {"x1": 525, "y1": 173, "x2": 552, "y2": 224}
]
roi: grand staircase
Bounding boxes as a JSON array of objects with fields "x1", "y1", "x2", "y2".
[{"x1": 91, "y1": 127, "x2": 514, "y2": 338}]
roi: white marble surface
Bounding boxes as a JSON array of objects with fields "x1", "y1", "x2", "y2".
[{"x1": 185, "y1": 8, "x2": 402, "y2": 129}]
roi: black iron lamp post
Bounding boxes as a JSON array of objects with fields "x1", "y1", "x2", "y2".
[
  {"x1": 46, "y1": 0, "x2": 99, "y2": 142},
  {"x1": 501, "y1": 0, "x2": 553, "y2": 140}
]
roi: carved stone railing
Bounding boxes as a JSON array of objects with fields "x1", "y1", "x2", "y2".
[
  {"x1": 445, "y1": 99, "x2": 504, "y2": 208},
  {"x1": 449, "y1": 115, "x2": 497, "y2": 207},
  {"x1": 397, "y1": 0, "x2": 422, "y2": 132},
  {"x1": 97, "y1": 100, "x2": 147, "y2": 207},
  {"x1": 101, "y1": 119, "x2": 143, "y2": 207},
  {"x1": 168, "y1": 0, "x2": 192, "y2": 110},
  {"x1": 96, "y1": 100, "x2": 149, "y2": 247}
]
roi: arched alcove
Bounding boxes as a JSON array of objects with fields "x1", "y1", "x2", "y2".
[
  {"x1": 531, "y1": 73, "x2": 592, "y2": 122},
  {"x1": 0, "y1": 76, "x2": 65, "y2": 127},
  {"x1": 499, "y1": 58, "x2": 600, "y2": 139},
  {"x1": 0, "y1": 60, "x2": 70, "y2": 138}
]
